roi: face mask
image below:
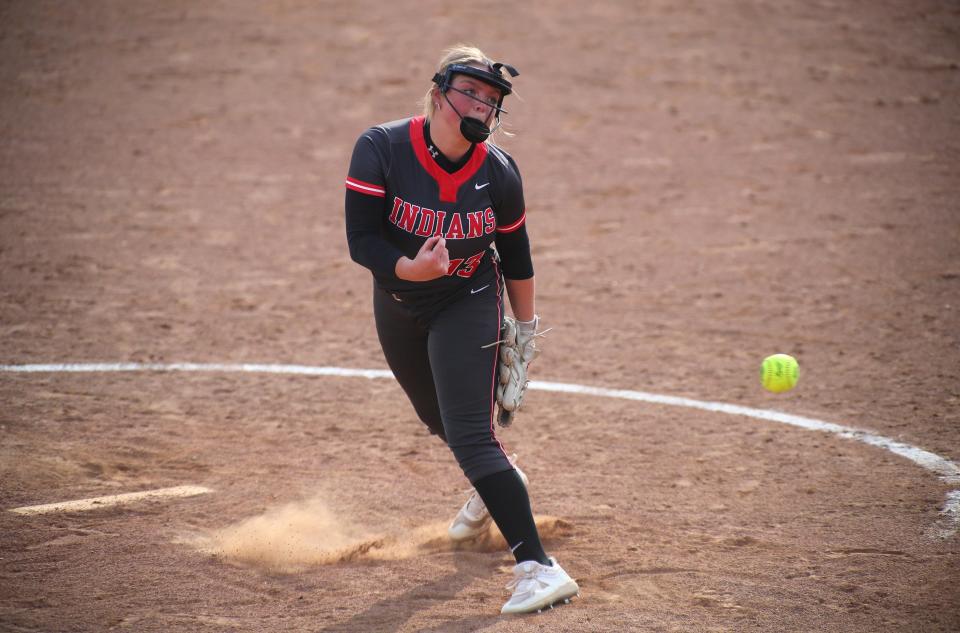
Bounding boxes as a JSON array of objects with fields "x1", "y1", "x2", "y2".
[
  {"x1": 433, "y1": 62, "x2": 519, "y2": 144},
  {"x1": 458, "y1": 111, "x2": 493, "y2": 144},
  {"x1": 440, "y1": 91, "x2": 495, "y2": 144}
]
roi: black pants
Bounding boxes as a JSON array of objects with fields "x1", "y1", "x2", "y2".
[{"x1": 373, "y1": 266, "x2": 513, "y2": 484}]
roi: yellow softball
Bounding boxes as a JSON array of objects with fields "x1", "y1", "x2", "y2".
[{"x1": 761, "y1": 354, "x2": 799, "y2": 393}]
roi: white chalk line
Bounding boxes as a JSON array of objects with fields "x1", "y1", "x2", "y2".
[
  {"x1": 9, "y1": 485, "x2": 212, "y2": 515},
  {"x1": 944, "y1": 490, "x2": 960, "y2": 523},
  {"x1": 2, "y1": 362, "x2": 957, "y2": 536},
  {"x1": 529, "y1": 380, "x2": 960, "y2": 486}
]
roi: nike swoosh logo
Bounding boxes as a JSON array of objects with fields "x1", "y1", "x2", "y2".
[
  {"x1": 471, "y1": 284, "x2": 490, "y2": 294},
  {"x1": 474, "y1": 182, "x2": 490, "y2": 190}
]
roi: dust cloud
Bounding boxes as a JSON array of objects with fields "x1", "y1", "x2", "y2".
[
  {"x1": 191, "y1": 496, "x2": 374, "y2": 572},
  {"x1": 188, "y1": 496, "x2": 573, "y2": 573}
]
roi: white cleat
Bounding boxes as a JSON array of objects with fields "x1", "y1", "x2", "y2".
[
  {"x1": 501, "y1": 557, "x2": 579, "y2": 615},
  {"x1": 448, "y1": 455, "x2": 529, "y2": 542}
]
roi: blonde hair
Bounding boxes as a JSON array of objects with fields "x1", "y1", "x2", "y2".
[{"x1": 422, "y1": 44, "x2": 516, "y2": 140}]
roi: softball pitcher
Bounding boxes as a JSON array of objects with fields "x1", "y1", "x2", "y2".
[{"x1": 344, "y1": 44, "x2": 578, "y2": 614}]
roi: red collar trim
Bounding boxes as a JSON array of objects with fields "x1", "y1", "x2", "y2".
[{"x1": 409, "y1": 116, "x2": 488, "y2": 203}]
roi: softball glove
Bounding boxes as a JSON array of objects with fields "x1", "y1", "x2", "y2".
[{"x1": 493, "y1": 315, "x2": 543, "y2": 427}]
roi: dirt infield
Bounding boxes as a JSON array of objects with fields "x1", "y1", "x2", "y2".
[{"x1": 2, "y1": 1, "x2": 959, "y2": 631}]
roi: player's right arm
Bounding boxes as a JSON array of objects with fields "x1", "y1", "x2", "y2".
[
  {"x1": 345, "y1": 128, "x2": 407, "y2": 278},
  {"x1": 395, "y1": 235, "x2": 450, "y2": 281},
  {"x1": 344, "y1": 128, "x2": 448, "y2": 282}
]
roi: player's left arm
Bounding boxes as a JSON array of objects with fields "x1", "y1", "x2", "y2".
[
  {"x1": 504, "y1": 277, "x2": 535, "y2": 322},
  {"x1": 490, "y1": 150, "x2": 535, "y2": 320},
  {"x1": 489, "y1": 151, "x2": 542, "y2": 425}
]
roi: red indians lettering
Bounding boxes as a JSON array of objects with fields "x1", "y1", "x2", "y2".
[{"x1": 389, "y1": 196, "x2": 496, "y2": 239}]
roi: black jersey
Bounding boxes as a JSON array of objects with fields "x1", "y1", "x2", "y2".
[{"x1": 345, "y1": 116, "x2": 532, "y2": 304}]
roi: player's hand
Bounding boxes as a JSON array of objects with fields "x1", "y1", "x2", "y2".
[{"x1": 396, "y1": 235, "x2": 449, "y2": 281}]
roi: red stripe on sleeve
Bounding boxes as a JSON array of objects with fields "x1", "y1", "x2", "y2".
[
  {"x1": 496, "y1": 211, "x2": 526, "y2": 233},
  {"x1": 345, "y1": 177, "x2": 386, "y2": 197}
]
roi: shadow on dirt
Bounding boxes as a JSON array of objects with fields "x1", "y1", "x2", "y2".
[{"x1": 316, "y1": 551, "x2": 498, "y2": 633}]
